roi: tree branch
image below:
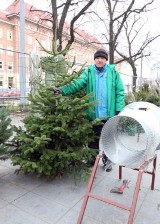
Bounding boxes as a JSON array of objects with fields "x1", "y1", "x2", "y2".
[{"x1": 66, "y1": 0, "x2": 95, "y2": 49}]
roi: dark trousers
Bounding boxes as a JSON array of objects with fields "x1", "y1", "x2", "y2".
[{"x1": 88, "y1": 121, "x2": 107, "y2": 163}]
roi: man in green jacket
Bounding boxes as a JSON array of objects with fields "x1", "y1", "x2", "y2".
[{"x1": 56, "y1": 49, "x2": 125, "y2": 171}]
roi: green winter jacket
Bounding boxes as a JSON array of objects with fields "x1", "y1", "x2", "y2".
[{"x1": 61, "y1": 64, "x2": 125, "y2": 120}]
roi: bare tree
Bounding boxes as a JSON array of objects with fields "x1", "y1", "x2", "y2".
[
  {"x1": 30, "y1": 0, "x2": 95, "y2": 53},
  {"x1": 115, "y1": 16, "x2": 160, "y2": 92},
  {"x1": 92, "y1": 0, "x2": 159, "y2": 91},
  {"x1": 29, "y1": 0, "x2": 160, "y2": 91}
]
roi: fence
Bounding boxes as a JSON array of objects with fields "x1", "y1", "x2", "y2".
[
  {"x1": 0, "y1": 47, "x2": 44, "y2": 109},
  {"x1": 0, "y1": 46, "x2": 149, "y2": 110}
]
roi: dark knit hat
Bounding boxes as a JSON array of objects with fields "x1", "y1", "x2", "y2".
[{"x1": 94, "y1": 49, "x2": 108, "y2": 60}]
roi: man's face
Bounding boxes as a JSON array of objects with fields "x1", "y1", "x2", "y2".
[{"x1": 94, "y1": 57, "x2": 107, "y2": 69}]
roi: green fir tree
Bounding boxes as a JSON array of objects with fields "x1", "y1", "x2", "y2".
[
  {"x1": 0, "y1": 108, "x2": 13, "y2": 159},
  {"x1": 11, "y1": 45, "x2": 100, "y2": 179}
]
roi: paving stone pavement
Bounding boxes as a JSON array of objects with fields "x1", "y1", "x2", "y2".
[
  {"x1": 0, "y1": 149, "x2": 160, "y2": 224},
  {"x1": 0, "y1": 112, "x2": 159, "y2": 223}
]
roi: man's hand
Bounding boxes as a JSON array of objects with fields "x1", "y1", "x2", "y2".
[{"x1": 53, "y1": 87, "x2": 62, "y2": 95}]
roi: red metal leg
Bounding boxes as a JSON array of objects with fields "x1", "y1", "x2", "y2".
[
  {"x1": 119, "y1": 154, "x2": 157, "y2": 190},
  {"x1": 151, "y1": 155, "x2": 157, "y2": 190},
  {"x1": 77, "y1": 156, "x2": 100, "y2": 224},
  {"x1": 140, "y1": 154, "x2": 157, "y2": 190},
  {"x1": 128, "y1": 169, "x2": 143, "y2": 224},
  {"x1": 78, "y1": 156, "x2": 156, "y2": 224}
]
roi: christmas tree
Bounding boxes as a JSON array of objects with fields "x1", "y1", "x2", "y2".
[
  {"x1": 0, "y1": 107, "x2": 13, "y2": 159},
  {"x1": 11, "y1": 44, "x2": 100, "y2": 179}
]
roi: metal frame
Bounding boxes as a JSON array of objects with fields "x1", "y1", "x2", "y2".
[{"x1": 77, "y1": 154, "x2": 157, "y2": 224}]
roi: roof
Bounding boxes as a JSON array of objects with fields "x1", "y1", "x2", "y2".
[
  {"x1": 0, "y1": 10, "x2": 14, "y2": 24},
  {"x1": 63, "y1": 22, "x2": 103, "y2": 47},
  {"x1": 4, "y1": 0, "x2": 104, "y2": 48},
  {"x1": 6, "y1": 0, "x2": 52, "y2": 26}
]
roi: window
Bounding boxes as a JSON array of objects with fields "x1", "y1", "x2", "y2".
[
  {"x1": 7, "y1": 30, "x2": 13, "y2": 40},
  {"x1": 8, "y1": 62, "x2": 13, "y2": 71},
  {"x1": 8, "y1": 77, "x2": 13, "y2": 87},
  {"x1": 0, "y1": 28, "x2": 3, "y2": 38},
  {"x1": 7, "y1": 47, "x2": 13, "y2": 56},
  {"x1": 28, "y1": 35, "x2": 33, "y2": 45},
  {"x1": 0, "y1": 61, "x2": 3, "y2": 70}
]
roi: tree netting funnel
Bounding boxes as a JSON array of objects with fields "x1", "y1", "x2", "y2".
[{"x1": 99, "y1": 102, "x2": 160, "y2": 168}]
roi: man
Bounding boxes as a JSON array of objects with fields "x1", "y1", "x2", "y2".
[{"x1": 55, "y1": 48, "x2": 125, "y2": 171}]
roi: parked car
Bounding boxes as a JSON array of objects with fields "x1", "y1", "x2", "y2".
[
  {"x1": 0, "y1": 88, "x2": 9, "y2": 97},
  {"x1": 1, "y1": 89, "x2": 20, "y2": 97}
]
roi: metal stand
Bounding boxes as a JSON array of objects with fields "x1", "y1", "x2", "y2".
[{"x1": 77, "y1": 154, "x2": 157, "y2": 224}]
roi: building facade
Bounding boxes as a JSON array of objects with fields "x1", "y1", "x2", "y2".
[{"x1": 0, "y1": 0, "x2": 132, "y2": 92}]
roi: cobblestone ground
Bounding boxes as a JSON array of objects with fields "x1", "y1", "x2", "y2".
[{"x1": 2, "y1": 111, "x2": 159, "y2": 224}]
